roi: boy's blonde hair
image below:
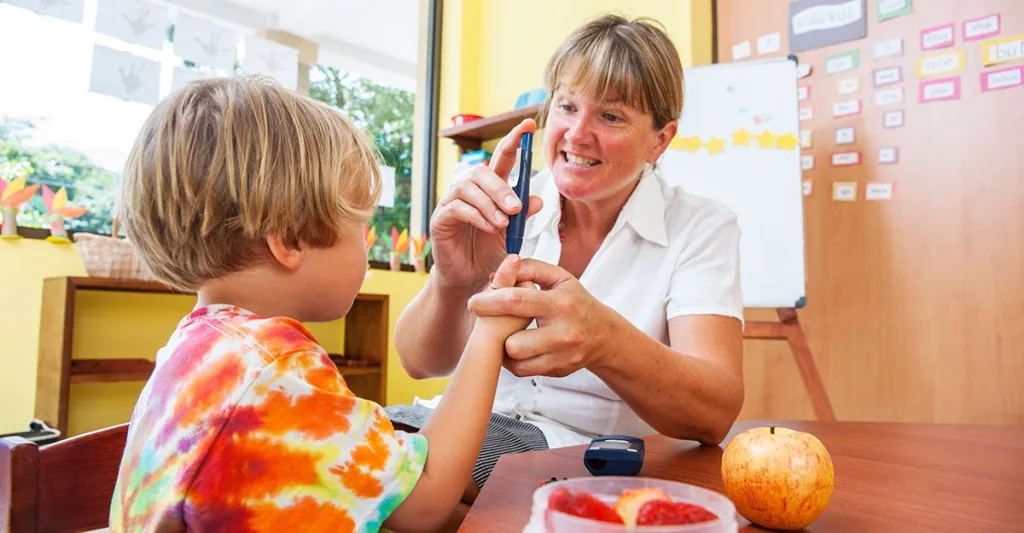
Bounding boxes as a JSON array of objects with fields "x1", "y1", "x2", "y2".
[
  {"x1": 540, "y1": 14, "x2": 683, "y2": 130},
  {"x1": 119, "y1": 75, "x2": 382, "y2": 292}
]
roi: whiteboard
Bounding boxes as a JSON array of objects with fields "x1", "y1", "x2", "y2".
[{"x1": 658, "y1": 57, "x2": 806, "y2": 309}]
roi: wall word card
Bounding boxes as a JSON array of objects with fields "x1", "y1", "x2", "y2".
[
  {"x1": 917, "y1": 50, "x2": 966, "y2": 78},
  {"x1": 733, "y1": 40, "x2": 752, "y2": 60},
  {"x1": 832, "y1": 151, "x2": 861, "y2": 166},
  {"x1": 874, "y1": 66, "x2": 902, "y2": 86},
  {"x1": 835, "y1": 126, "x2": 855, "y2": 144},
  {"x1": 883, "y1": 109, "x2": 904, "y2": 128},
  {"x1": 799, "y1": 85, "x2": 811, "y2": 100},
  {"x1": 963, "y1": 14, "x2": 1000, "y2": 42},
  {"x1": 801, "y1": 130, "x2": 813, "y2": 148},
  {"x1": 826, "y1": 49, "x2": 860, "y2": 75},
  {"x1": 875, "y1": 86, "x2": 904, "y2": 106},
  {"x1": 873, "y1": 37, "x2": 904, "y2": 59},
  {"x1": 865, "y1": 182, "x2": 894, "y2": 201},
  {"x1": 789, "y1": 0, "x2": 867, "y2": 53},
  {"x1": 803, "y1": 180, "x2": 814, "y2": 196},
  {"x1": 801, "y1": 107, "x2": 815, "y2": 121},
  {"x1": 982, "y1": 34, "x2": 1024, "y2": 67},
  {"x1": 838, "y1": 76, "x2": 861, "y2": 94},
  {"x1": 920, "y1": 23, "x2": 956, "y2": 51},
  {"x1": 802, "y1": 154, "x2": 816, "y2": 170},
  {"x1": 878, "y1": 147, "x2": 899, "y2": 164},
  {"x1": 876, "y1": 0, "x2": 911, "y2": 22},
  {"x1": 833, "y1": 181, "x2": 858, "y2": 201},
  {"x1": 833, "y1": 98, "x2": 862, "y2": 118},
  {"x1": 758, "y1": 32, "x2": 782, "y2": 54},
  {"x1": 981, "y1": 64, "x2": 1024, "y2": 92},
  {"x1": 919, "y1": 76, "x2": 961, "y2": 103}
]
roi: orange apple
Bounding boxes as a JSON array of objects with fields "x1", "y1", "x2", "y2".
[{"x1": 721, "y1": 425, "x2": 834, "y2": 530}]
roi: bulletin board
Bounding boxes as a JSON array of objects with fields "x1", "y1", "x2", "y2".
[{"x1": 715, "y1": 0, "x2": 1024, "y2": 424}]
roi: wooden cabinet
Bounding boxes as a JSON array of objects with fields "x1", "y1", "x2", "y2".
[{"x1": 34, "y1": 276, "x2": 388, "y2": 437}]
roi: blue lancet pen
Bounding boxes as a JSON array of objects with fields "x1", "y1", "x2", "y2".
[{"x1": 506, "y1": 132, "x2": 533, "y2": 254}]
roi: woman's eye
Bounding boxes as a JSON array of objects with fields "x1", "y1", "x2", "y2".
[
  {"x1": 560, "y1": 104, "x2": 574, "y2": 112},
  {"x1": 604, "y1": 113, "x2": 621, "y2": 122}
]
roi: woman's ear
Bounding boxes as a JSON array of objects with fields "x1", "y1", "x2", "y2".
[
  {"x1": 648, "y1": 120, "x2": 679, "y2": 164},
  {"x1": 266, "y1": 232, "x2": 303, "y2": 270}
]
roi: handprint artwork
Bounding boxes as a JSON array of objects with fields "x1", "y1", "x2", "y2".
[
  {"x1": 122, "y1": 7, "x2": 154, "y2": 38},
  {"x1": 88, "y1": 44, "x2": 160, "y2": 105},
  {"x1": 95, "y1": 0, "x2": 168, "y2": 50},
  {"x1": 173, "y1": 13, "x2": 237, "y2": 71},
  {"x1": 5, "y1": 0, "x2": 84, "y2": 23},
  {"x1": 118, "y1": 62, "x2": 143, "y2": 94}
]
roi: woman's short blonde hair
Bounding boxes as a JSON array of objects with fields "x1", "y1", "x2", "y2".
[
  {"x1": 119, "y1": 75, "x2": 382, "y2": 292},
  {"x1": 540, "y1": 14, "x2": 684, "y2": 130}
]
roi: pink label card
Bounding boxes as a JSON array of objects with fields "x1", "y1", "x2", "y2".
[
  {"x1": 963, "y1": 14, "x2": 1001, "y2": 42},
  {"x1": 918, "y1": 76, "x2": 962, "y2": 103},
  {"x1": 921, "y1": 23, "x2": 956, "y2": 51},
  {"x1": 831, "y1": 151, "x2": 861, "y2": 167},
  {"x1": 981, "y1": 64, "x2": 1024, "y2": 92}
]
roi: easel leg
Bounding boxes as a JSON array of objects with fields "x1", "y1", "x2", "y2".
[{"x1": 776, "y1": 308, "x2": 836, "y2": 421}]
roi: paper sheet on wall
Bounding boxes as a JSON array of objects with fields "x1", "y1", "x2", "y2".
[
  {"x1": 174, "y1": 12, "x2": 237, "y2": 72},
  {"x1": 243, "y1": 35, "x2": 299, "y2": 90},
  {"x1": 89, "y1": 44, "x2": 160, "y2": 105},
  {"x1": 171, "y1": 66, "x2": 216, "y2": 93},
  {"x1": 95, "y1": 0, "x2": 169, "y2": 50},
  {"x1": 378, "y1": 165, "x2": 396, "y2": 208},
  {"x1": 3, "y1": 0, "x2": 84, "y2": 23},
  {"x1": 789, "y1": 0, "x2": 867, "y2": 53}
]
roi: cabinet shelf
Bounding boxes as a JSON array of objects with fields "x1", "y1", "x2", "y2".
[
  {"x1": 438, "y1": 104, "x2": 542, "y2": 153},
  {"x1": 36, "y1": 276, "x2": 389, "y2": 437}
]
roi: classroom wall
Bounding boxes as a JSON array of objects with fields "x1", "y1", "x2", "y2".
[{"x1": 0, "y1": 239, "x2": 449, "y2": 435}]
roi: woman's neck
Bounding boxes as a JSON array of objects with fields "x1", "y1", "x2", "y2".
[{"x1": 562, "y1": 174, "x2": 642, "y2": 243}]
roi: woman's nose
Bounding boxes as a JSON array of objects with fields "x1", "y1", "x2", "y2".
[{"x1": 565, "y1": 117, "x2": 592, "y2": 144}]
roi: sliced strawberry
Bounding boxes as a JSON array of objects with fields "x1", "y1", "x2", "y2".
[
  {"x1": 636, "y1": 499, "x2": 718, "y2": 526},
  {"x1": 547, "y1": 487, "x2": 624, "y2": 524},
  {"x1": 614, "y1": 487, "x2": 670, "y2": 526}
]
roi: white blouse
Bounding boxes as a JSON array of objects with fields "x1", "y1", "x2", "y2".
[{"x1": 487, "y1": 164, "x2": 745, "y2": 448}]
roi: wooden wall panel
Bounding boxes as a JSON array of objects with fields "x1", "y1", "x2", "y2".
[{"x1": 716, "y1": 0, "x2": 1024, "y2": 424}]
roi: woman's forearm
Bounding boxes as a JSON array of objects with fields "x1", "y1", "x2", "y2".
[
  {"x1": 394, "y1": 275, "x2": 479, "y2": 379},
  {"x1": 589, "y1": 315, "x2": 745, "y2": 445}
]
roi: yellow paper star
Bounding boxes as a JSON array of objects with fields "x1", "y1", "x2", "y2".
[
  {"x1": 756, "y1": 131, "x2": 778, "y2": 149},
  {"x1": 705, "y1": 137, "x2": 726, "y2": 154},
  {"x1": 669, "y1": 135, "x2": 686, "y2": 151},
  {"x1": 776, "y1": 133, "x2": 799, "y2": 151},
  {"x1": 679, "y1": 136, "x2": 703, "y2": 153},
  {"x1": 732, "y1": 129, "x2": 752, "y2": 147}
]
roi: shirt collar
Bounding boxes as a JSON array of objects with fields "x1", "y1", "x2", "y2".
[{"x1": 526, "y1": 165, "x2": 669, "y2": 247}]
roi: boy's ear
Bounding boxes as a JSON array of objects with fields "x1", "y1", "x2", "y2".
[{"x1": 266, "y1": 232, "x2": 303, "y2": 270}]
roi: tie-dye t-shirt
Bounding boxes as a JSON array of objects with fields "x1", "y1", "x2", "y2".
[{"x1": 109, "y1": 304, "x2": 428, "y2": 533}]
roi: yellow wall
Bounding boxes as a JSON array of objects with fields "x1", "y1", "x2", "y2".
[
  {"x1": 435, "y1": 0, "x2": 714, "y2": 194},
  {"x1": 0, "y1": 239, "x2": 449, "y2": 435}
]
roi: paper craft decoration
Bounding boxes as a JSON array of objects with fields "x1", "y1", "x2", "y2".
[
  {"x1": 243, "y1": 35, "x2": 299, "y2": 91},
  {"x1": 981, "y1": 34, "x2": 1024, "y2": 67},
  {"x1": 981, "y1": 64, "x2": 1023, "y2": 93},
  {"x1": 409, "y1": 234, "x2": 431, "y2": 273},
  {"x1": 3, "y1": 0, "x2": 84, "y2": 23},
  {"x1": 876, "y1": 0, "x2": 911, "y2": 22},
  {"x1": 0, "y1": 176, "x2": 40, "y2": 239},
  {"x1": 917, "y1": 50, "x2": 966, "y2": 78},
  {"x1": 825, "y1": 49, "x2": 860, "y2": 75},
  {"x1": 831, "y1": 151, "x2": 861, "y2": 166},
  {"x1": 803, "y1": 180, "x2": 813, "y2": 196},
  {"x1": 921, "y1": 23, "x2": 956, "y2": 51},
  {"x1": 95, "y1": 0, "x2": 169, "y2": 50},
  {"x1": 174, "y1": 12, "x2": 237, "y2": 72},
  {"x1": 865, "y1": 182, "x2": 894, "y2": 200},
  {"x1": 838, "y1": 76, "x2": 860, "y2": 94},
  {"x1": 379, "y1": 165, "x2": 396, "y2": 208},
  {"x1": 878, "y1": 147, "x2": 899, "y2": 164},
  {"x1": 802, "y1": 155, "x2": 815, "y2": 170},
  {"x1": 171, "y1": 66, "x2": 215, "y2": 93},
  {"x1": 387, "y1": 227, "x2": 410, "y2": 271},
  {"x1": 758, "y1": 33, "x2": 782, "y2": 54},
  {"x1": 875, "y1": 86, "x2": 904, "y2": 106},
  {"x1": 874, "y1": 66, "x2": 902, "y2": 87},
  {"x1": 659, "y1": 57, "x2": 806, "y2": 308},
  {"x1": 89, "y1": 44, "x2": 160, "y2": 105},
  {"x1": 832, "y1": 181, "x2": 857, "y2": 201},
  {"x1": 788, "y1": 0, "x2": 866, "y2": 53},
  {"x1": 835, "y1": 127, "x2": 855, "y2": 145},
  {"x1": 963, "y1": 14, "x2": 1000, "y2": 42},
  {"x1": 364, "y1": 224, "x2": 377, "y2": 249},
  {"x1": 733, "y1": 41, "x2": 751, "y2": 60},
  {"x1": 919, "y1": 76, "x2": 961, "y2": 103},
  {"x1": 833, "y1": 98, "x2": 862, "y2": 118},
  {"x1": 883, "y1": 109, "x2": 904, "y2": 128},
  {"x1": 41, "y1": 185, "x2": 88, "y2": 243},
  {"x1": 873, "y1": 38, "x2": 904, "y2": 59}
]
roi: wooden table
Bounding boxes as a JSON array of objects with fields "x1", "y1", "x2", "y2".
[{"x1": 460, "y1": 420, "x2": 1024, "y2": 532}]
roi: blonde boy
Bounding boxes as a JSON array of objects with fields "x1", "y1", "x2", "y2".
[{"x1": 110, "y1": 75, "x2": 531, "y2": 533}]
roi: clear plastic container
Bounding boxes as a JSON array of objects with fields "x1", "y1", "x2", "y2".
[{"x1": 522, "y1": 477, "x2": 738, "y2": 533}]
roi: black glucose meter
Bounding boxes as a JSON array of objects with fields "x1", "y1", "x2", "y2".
[{"x1": 584, "y1": 435, "x2": 645, "y2": 476}]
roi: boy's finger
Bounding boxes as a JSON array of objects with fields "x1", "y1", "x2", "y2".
[{"x1": 489, "y1": 254, "x2": 521, "y2": 289}]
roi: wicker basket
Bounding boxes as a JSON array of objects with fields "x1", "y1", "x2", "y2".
[{"x1": 73, "y1": 220, "x2": 157, "y2": 282}]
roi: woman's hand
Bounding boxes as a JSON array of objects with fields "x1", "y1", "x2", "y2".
[
  {"x1": 466, "y1": 259, "x2": 616, "y2": 377},
  {"x1": 429, "y1": 119, "x2": 544, "y2": 290}
]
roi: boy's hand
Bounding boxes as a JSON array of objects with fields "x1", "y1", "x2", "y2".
[{"x1": 473, "y1": 254, "x2": 536, "y2": 338}]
